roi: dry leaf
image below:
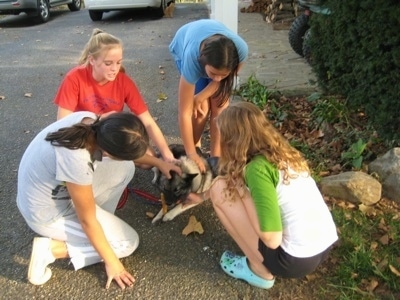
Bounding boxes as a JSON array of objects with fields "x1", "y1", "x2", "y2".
[
  {"x1": 379, "y1": 234, "x2": 389, "y2": 245},
  {"x1": 24, "y1": 93, "x2": 32, "y2": 97},
  {"x1": 146, "y1": 212, "x2": 155, "y2": 218},
  {"x1": 370, "y1": 241, "x2": 378, "y2": 250},
  {"x1": 305, "y1": 274, "x2": 316, "y2": 281},
  {"x1": 156, "y1": 93, "x2": 168, "y2": 102},
  {"x1": 182, "y1": 215, "x2": 204, "y2": 236},
  {"x1": 359, "y1": 204, "x2": 376, "y2": 216},
  {"x1": 389, "y1": 264, "x2": 400, "y2": 277},
  {"x1": 377, "y1": 258, "x2": 388, "y2": 271},
  {"x1": 366, "y1": 279, "x2": 379, "y2": 292}
]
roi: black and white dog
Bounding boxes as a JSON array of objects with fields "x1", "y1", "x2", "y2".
[{"x1": 151, "y1": 144, "x2": 218, "y2": 223}]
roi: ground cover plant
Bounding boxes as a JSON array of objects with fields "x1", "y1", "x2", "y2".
[{"x1": 235, "y1": 76, "x2": 400, "y2": 300}]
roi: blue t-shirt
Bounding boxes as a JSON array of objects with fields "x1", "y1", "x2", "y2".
[{"x1": 169, "y1": 19, "x2": 248, "y2": 84}]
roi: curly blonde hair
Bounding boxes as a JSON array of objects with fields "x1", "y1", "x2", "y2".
[{"x1": 216, "y1": 101, "x2": 310, "y2": 190}]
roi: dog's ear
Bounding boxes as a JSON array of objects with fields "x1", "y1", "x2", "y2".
[
  {"x1": 169, "y1": 169, "x2": 180, "y2": 178},
  {"x1": 184, "y1": 173, "x2": 199, "y2": 181}
]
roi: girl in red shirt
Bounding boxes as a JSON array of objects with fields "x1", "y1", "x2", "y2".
[{"x1": 54, "y1": 28, "x2": 179, "y2": 177}]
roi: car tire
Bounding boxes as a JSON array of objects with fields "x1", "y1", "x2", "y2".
[
  {"x1": 288, "y1": 13, "x2": 310, "y2": 57},
  {"x1": 34, "y1": 0, "x2": 50, "y2": 23},
  {"x1": 68, "y1": 0, "x2": 81, "y2": 12},
  {"x1": 89, "y1": 10, "x2": 103, "y2": 21},
  {"x1": 151, "y1": 3, "x2": 165, "y2": 19}
]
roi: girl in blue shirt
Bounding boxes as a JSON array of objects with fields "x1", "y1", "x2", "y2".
[{"x1": 169, "y1": 19, "x2": 248, "y2": 173}]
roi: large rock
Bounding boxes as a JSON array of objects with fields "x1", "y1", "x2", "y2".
[
  {"x1": 320, "y1": 171, "x2": 381, "y2": 205},
  {"x1": 369, "y1": 148, "x2": 400, "y2": 203}
]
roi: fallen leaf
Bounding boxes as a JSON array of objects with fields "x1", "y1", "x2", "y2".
[
  {"x1": 182, "y1": 215, "x2": 204, "y2": 236},
  {"x1": 359, "y1": 204, "x2": 376, "y2": 216},
  {"x1": 370, "y1": 241, "x2": 378, "y2": 250},
  {"x1": 305, "y1": 274, "x2": 316, "y2": 281},
  {"x1": 146, "y1": 212, "x2": 155, "y2": 218},
  {"x1": 377, "y1": 258, "x2": 388, "y2": 271},
  {"x1": 389, "y1": 264, "x2": 400, "y2": 276},
  {"x1": 157, "y1": 93, "x2": 168, "y2": 102},
  {"x1": 378, "y1": 234, "x2": 389, "y2": 245},
  {"x1": 366, "y1": 279, "x2": 379, "y2": 292}
]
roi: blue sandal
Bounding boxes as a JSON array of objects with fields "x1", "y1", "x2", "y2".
[{"x1": 220, "y1": 251, "x2": 275, "y2": 289}]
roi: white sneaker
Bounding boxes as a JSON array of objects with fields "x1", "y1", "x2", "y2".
[{"x1": 27, "y1": 237, "x2": 56, "y2": 285}]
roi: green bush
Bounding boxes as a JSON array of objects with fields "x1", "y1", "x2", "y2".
[{"x1": 309, "y1": 0, "x2": 400, "y2": 142}]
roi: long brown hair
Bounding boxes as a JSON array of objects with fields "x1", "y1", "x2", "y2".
[
  {"x1": 217, "y1": 102, "x2": 310, "y2": 188},
  {"x1": 199, "y1": 34, "x2": 239, "y2": 107},
  {"x1": 45, "y1": 112, "x2": 149, "y2": 160}
]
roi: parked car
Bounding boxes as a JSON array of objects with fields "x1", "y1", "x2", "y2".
[
  {"x1": 85, "y1": 0, "x2": 166, "y2": 21},
  {"x1": 0, "y1": 0, "x2": 81, "y2": 23}
]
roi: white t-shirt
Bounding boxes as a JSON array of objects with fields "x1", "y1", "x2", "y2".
[
  {"x1": 245, "y1": 155, "x2": 338, "y2": 258},
  {"x1": 17, "y1": 112, "x2": 97, "y2": 225}
]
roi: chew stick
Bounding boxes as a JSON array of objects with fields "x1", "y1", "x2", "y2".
[{"x1": 161, "y1": 193, "x2": 168, "y2": 214}]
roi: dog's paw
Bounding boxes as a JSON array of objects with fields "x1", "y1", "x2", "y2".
[
  {"x1": 162, "y1": 204, "x2": 187, "y2": 221},
  {"x1": 151, "y1": 209, "x2": 164, "y2": 224},
  {"x1": 162, "y1": 209, "x2": 179, "y2": 222}
]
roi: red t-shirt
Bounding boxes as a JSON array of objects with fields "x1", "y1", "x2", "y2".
[{"x1": 54, "y1": 65, "x2": 148, "y2": 115}]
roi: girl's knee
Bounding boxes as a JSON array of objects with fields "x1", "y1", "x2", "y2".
[
  {"x1": 119, "y1": 227, "x2": 140, "y2": 258},
  {"x1": 210, "y1": 177, "x2": 230, "y2": 205}
]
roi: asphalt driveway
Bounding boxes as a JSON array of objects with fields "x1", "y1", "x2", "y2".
[{"x1": 0, "y1": 3, "x2": 269, "y2": 300}]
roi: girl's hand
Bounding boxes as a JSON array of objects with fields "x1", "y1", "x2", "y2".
[
  {"x1": 105, "y1": 261, "x2": 135, "y2": 290},
  {"x1": 187, "y1": 153, "x2": 206, "y2": 173},
  {"x1": 193, "y1": 95, "x2": 206, "y2": 118},
  {"x1": 158, "y1": 160, "x2": 182, "y2": 178},
  {"x1": 183, "y1": 191, "x2": 209, "y2": 207}
]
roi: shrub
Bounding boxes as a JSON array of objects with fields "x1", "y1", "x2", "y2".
[{"x1": 309, "y1": 0, "x2": 400, "y2": 143}]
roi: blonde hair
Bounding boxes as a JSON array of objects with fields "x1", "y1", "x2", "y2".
[
  {"x1": 78, "y1": 28, "x2": 125, "y2": 72},
  {"x1": 217, "y1": 101, "x2": 310, "y2": 189}
]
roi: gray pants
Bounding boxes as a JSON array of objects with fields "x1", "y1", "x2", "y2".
[{"x1": 26, "y1": 159, "x2": 138, "y2": 270}]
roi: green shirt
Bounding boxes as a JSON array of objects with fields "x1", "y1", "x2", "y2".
[{"x1": 244, "y1": 155, "x2": 282, "y2": 232}]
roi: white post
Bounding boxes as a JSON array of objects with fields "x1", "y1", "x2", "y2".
[{"x1": 209, "y1": 0, "x2": 238, "y2": 34}]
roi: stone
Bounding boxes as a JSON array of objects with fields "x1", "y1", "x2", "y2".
[{"x1": 320, "y1": 171, "x2": 381, "y2": 205}]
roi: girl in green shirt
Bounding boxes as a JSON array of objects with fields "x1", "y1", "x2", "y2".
[{"x1": 208, "y1": 101, "x2": 338, "y2": 289}]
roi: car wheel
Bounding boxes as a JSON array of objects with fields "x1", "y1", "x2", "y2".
[
  {"x1": 68, "y1": 0, "x2": 81, "y2": 12},
  {"x1": 89, "y1": 10, "x2": 103, "y2": 21},
  {"x1": 35, "y1": 0, "x2": 50, "y2": 23},
  {"x1": 152, "y1": 3, "x2": 165, "y2": 19}
]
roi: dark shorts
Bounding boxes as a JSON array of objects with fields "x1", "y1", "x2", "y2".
[
  {"x1": 258, "y1": 239, "x2": 332, "y2": 278},
  {"x1": 174, "y1": 60, "x2": 212, "y2": 95},
  {"x1": 195, "y1": 77, "x2": 212, "y2": 94}
]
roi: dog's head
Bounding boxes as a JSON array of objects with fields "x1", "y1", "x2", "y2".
[
  {"x1": 157, "y1": 170, "x2": 200, "y2": 206},
  {"x1": 152, "y1": 144, "x2": 216, "y2": 206}
]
